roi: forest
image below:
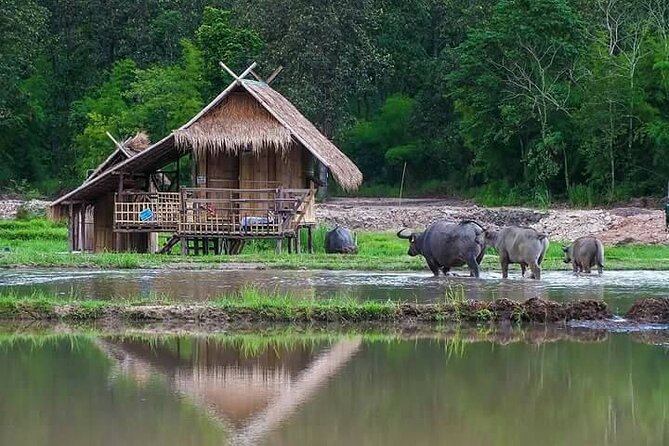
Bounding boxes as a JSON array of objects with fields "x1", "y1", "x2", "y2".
[{"x1": 2, "y1": 0, "x2": 669, "y2": 206}]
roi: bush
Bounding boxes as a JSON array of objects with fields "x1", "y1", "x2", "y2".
[{"x1": 568, "y1": 184, "x2": 595, "y2": 208}]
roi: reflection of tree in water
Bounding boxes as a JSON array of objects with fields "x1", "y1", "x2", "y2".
[{"x1": 96, "y1": 335, "x2": 361, "y2": 445}]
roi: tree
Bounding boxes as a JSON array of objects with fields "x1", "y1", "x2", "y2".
[
  {"x1": 235, "y1": 0, "x2": 390, "y2": 137},
  {"x1": 0, "y1": 0, "x2": 49, "y2": 188},
  {"x1": 71, "y1": 41, "x2": 205, "y2": 177},
  {"x1": 195, "y1": 6, "x2": 263, "y2": 97},
  {"x1": 448, "y1": 0, "x2": 585, "y2": 191}
]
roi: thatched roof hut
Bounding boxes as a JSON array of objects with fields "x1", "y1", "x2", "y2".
[{"x1": 49, "y1": 64, "x2": 363, "y2": 254}]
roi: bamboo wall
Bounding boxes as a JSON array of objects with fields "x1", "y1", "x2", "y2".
[{"x1": 94, "y1": 194, "x2": 114, "y2": 252}]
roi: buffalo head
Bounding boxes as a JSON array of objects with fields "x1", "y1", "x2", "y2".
[
  {"x1": 562, "y1": 245, "x2": 572, "y2": 264},
  {"x1": 396, "y1": 228, "x2": 420, "y2": 256}
]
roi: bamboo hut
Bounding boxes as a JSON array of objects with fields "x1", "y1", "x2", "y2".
[{"x1": 49, "y1": 63, "x2": 363, "y2": 254}]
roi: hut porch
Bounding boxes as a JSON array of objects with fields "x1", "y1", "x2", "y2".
[{"x1": 113, "y1": 185, "x2": 316, "y2": 254}]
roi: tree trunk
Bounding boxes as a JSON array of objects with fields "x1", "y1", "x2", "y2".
[{"x1": 609, "y1": 100, "x2": 615, "y2": 197}]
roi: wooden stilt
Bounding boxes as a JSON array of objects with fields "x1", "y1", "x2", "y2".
[
  {"x1": 68, "y1": 203, "x2": 74, "y2": 252},
  {"x1": 275, "y1": 239, "x2": 282, "y2": 255},
  {"x1": 180, "y1": 237, "x2": 188, "y2": 255},
  {"x1": 307, "y1": 226, "x2": 314, "y2": 254},
  {"x1": 295, "y1": 229, "x2": 301, "y2": 254}
]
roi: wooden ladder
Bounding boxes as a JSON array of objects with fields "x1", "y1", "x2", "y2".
[{"x1": 158, "y1": 233, "x2": 180, "y2": 254}]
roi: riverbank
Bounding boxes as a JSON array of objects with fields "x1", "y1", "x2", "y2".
[{"x1": 2, "y1": 288, "x2": 658, "y2": 328}]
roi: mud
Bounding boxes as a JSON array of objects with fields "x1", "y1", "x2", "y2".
[
  {"x1": 1, "y1": 297, "x2": 614, "y2": 327},
  {"x1": 625, "y1": 298, "x2": 669, "y2": 323}
]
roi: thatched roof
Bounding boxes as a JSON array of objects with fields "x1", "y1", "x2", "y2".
[
  {"x1": 84, "y1": 131, "x2": 152, "y2": 183},
  {"x1": 175, "y1": 79, "x2": 362, "y2": 191},
  {"x1": 50, "y1": 67, "x2": 363, "y2": 208},
  {"x1": 175, "y1": 92, "x2": 293, "y2": 157},
  {"x1": 121, "y1": 131, "x2": 151, "y2": 155},
  {"x1": 243, "y1": 80, "x2": 363, "y2": 191}
]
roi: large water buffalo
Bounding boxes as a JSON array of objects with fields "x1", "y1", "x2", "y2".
[
  {"x1": 397, "y1": 220, "x2": 485, "y2": 277},
  {"x1": 484, "y1": 226, "x2": 549, "y2": 280},
  {"x1": 563, "y1": 236, "x2": 604, "y2": 274},
  {"x1": 325, "y1": 226, "x2": 358, "y2": 254}
]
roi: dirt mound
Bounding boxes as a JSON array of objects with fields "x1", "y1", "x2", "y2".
[
  {"x1": 598, "y1": 211, "x2": 669, "y2": 245},
  {"x1": 625, "y1": 298, "x2": 669, "y2": 323},
  {"x1": 315, "y1": 198, "x2": 668, "y2": 244},
  {"x1": 0, "y1": 199, "x2": 50, "y2": 219}
]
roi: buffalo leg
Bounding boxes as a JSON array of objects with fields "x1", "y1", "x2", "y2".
[
  {"x1": 529, "y1": 262, "x2": 541, "y2": 280},
  {"x1": 441, "y1": 266, "x2": 451, "y2": 276},
  {"x1": 597, "y1": 263, "x2": 603, "y2": 275},
  {"x1": 572, "y1": 262, "x2": 578, "y2": 273},
  {"x1": 426, "y1": 259, "x2": 441, "y2": 277},
  {"x1": 466, "y1": 255, "x2": 480, "y2": 278},
  {"x1": 520, "y1": 263, "x2": 528, "y2": 277},
  {"x1": 500, "y1": 256, "x2": 510, "y2": 279}
]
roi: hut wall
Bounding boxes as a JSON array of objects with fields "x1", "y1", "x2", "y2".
[
  {"x1": 84, "y1": 205, "x2": 95, "y2": 252},
  {"x1": 94, "y1": 193, "x2": 115, "y2": 252},
  {"x1": 117, "y1": 232, "x2": 149, "y2": 253},
  {"x1": 275, "y1": 145, "x2": 305, "y2": 189},
  {"x1": 207, "y1": 152, "x2": 239, "y2": 188}
]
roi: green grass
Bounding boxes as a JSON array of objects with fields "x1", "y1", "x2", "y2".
[{"x1": 1, "y1": 218, "x2": 669, "y2": 271}]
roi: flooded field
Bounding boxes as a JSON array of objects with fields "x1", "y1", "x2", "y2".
[
  {"x1": 2, "y1": 268, "x2": 669, "y2": 312},
  {"x1": 1, "y1": 330, "x2": 668, "y2": 446}
]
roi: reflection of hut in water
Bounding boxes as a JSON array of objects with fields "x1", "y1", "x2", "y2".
[{"x1": 96, "y1": 336, "x2": 360, "y2": 444}]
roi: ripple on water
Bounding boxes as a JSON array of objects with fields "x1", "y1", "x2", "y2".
[{"x1": 0, "y1": 268, "x2": 668, "y2": 310}]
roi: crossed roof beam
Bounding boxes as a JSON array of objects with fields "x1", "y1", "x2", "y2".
[{"x1": 219, "y1": 61, "x2": 283, "y2": 85}]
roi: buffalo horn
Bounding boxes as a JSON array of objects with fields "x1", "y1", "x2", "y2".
[{"x1": 396, "y1": 228, "x2": 413, "y2": 239}]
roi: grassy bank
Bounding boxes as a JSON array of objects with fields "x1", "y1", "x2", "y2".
[
  {"x1": 1, "y1": 218, "x2": 669, "y2": 271},
  {"x1": 0, "y1": 287, "x2": 612, "y2": 325}
]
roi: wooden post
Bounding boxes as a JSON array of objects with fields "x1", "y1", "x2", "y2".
[
  {"x1": 275, "y1": 239, "x2": 282, "y2": 255},
  {"x1": 295, "y1": 229, "x2": 301, "y2": 254},
  {"x1": 307, "y1": 226, "x2": 314, "y2": 254},
  {"x1": 68, "y1": 203, "x2": 74, "y2": 252},
  {"x1": 115, "y1": 173, "x2": 124, "y2": 252},
  {"x1": 180, "y1": 237, "x2": 187, "y2": 255},
  {"x1": 79, "y1": 205, "x2": 86, "y2": 252}
]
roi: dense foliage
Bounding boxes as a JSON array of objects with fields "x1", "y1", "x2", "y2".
[{"x1": 2, "y1": 0, "x2": 669, "y2": 204}]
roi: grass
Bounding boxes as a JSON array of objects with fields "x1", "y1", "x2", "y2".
[
  {"x1": 1, "y1": 218, "x2": 669, "y2": 271},
  {"x1": 0, "y1": 285, "x2": 616, "y2": 325}
]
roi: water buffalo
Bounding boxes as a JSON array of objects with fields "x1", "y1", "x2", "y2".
[
  {"x1": 484, "y1": 226, "x2": 549, "y2": 280},
  {"x1": 563, "y1": 236, "x2": 604, "y2": 274},
  {"x1": 397, "y1": 220, "x2": 485, "y2": 277},
  {"x1": 325, "y1": 226, "x2": 358, "y2": 254}
]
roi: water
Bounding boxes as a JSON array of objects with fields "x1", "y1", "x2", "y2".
[
  {"x1": 2, "y1": 268, "x2": 669, "y2": 311},
  {"x1": 1, "y1": 331, "x2": 668, "y2": 446}
]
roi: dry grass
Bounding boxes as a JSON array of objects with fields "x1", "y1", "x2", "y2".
[{"x1": 175, "y1": 92, "x2": 293, "y2": 157}]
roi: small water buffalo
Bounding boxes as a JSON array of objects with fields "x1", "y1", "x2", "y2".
[
  {"x1": 563, "y1": 236, "x2": 604, "y2": 274},
  {"x1": 485, "y1": 226, "x2": 549, "y2": 280},
  {"x1": 397, "y1": 220, "x2": 485, "y2": 277},
  {"x1": 325, "y1": 226, "x2": 358, "y2": 254}
]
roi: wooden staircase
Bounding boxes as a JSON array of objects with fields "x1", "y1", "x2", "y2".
[{"x1": 158, "y1": 234, "x2": 181, "y2": 254}]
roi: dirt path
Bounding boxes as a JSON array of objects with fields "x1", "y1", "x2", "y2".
[{"x1": 316, "y1": 198, "x2": 669, "y2": 245}]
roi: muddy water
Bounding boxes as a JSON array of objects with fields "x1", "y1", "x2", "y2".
[
  {"x1": 2, "y1": 268, "x2": 669, "y2": 311},
  {"x1": 1, "y1": 332, "x2": 668, "y2": 446}
]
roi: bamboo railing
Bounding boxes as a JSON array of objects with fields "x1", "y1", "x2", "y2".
[
  {"x1": 114, "y1": 192, "x2": 181, "y2": 230},
  {"x1": 113, "y1": 187, "x2": 314, "y2": 237}
]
